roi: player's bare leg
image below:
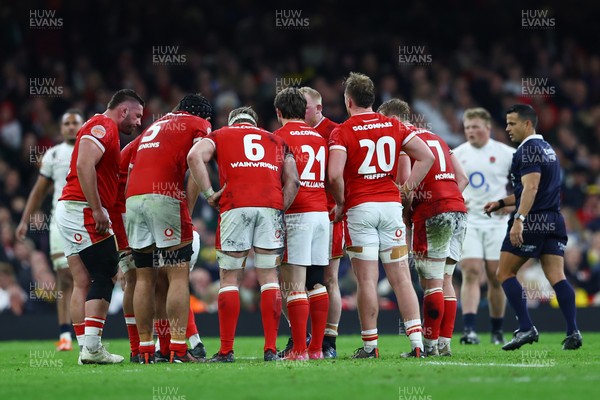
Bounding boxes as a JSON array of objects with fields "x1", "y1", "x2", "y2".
[
  {"x1": 67, "y1": 254, "x2": 89, "y2": 355},
  {"x1": 254, "y1": 248, "x2": 282, "y2": 360},
  {"x1": 323, "y1": 257, "x2": 341, "y2": 357},
  {"x1": 210, "y1": 250, "x2": 245, "y2": 362},
  {"x1": 485, "y1": 259, "x2": 506, "y2": 344},
  {"x1": 55, "y1": 260, "x2": 73, "y2": 351},
  {"x1": 459, "y1": 258, "x2": 482, "y2": 344},
  {"x1": 280, "y1": 263, "x2": 308, "y2": 359},
  {"x1": 539, "y1": 254, "x2": 581, "y2": 349},
  {"x1": 385, "y1": 250, "x2": 423, "y2": 357},
  {"x1": 351, "y1": 256, "x2": 380, "y2": 358}
]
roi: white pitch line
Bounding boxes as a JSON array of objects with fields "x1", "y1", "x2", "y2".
[{"x1": 423, "y1": 361, "x2": 551, "y2": 368}]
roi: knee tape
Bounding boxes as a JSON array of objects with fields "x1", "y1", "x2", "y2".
[
  {"x1": 190, "y1": 230, "x2": 200, "y2": 269},
  {"x1": 79, "y1": 240, "x2": 118, "y2": 302},
  {"x1": 216, "y1": 251, "x2": 246, "y2": 270},
  {"x1": 346, "y1": 246, "x2": 378, "y2": 261},
  {"x1": 52, "y1": 256, "x2": 69, "y2": 270},
  {"x1": 306, "y1": 266, "x2": 325, "y2": 289},
  {"x1": 160, "y1": 243, "x2": 193, "y2": 266},
  {"x1": 87, "y1": 275, "x2": 114, "y2": 302},
  {"x1": 415, "y1": 259, "x2": 445, "y2": 280},
  {"x1": 79, "y1": 238, "x2": 119, "y2": 278},
  {"x1": 119, "y1": 251, "x2": 136, "y2": 274},
  {"x1": 444, "y1": 263, "x2": 456, "y2": 276},
  {"x1": 379, "y1": 246, "x2": 408, "y2": 264},
  {"x1": 132, "y1": 250, "x2": 154, "y2": 268},
  {"x1": 254, "y1": 252, "x2": 282, "y2": 269}
]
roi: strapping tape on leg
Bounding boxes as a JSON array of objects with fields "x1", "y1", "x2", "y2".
[
  {"x1": 254, "y1": 252, "x2": 282, "y2": 269},
  {"x1": 346, "y1": 246, "x2": 378, "y2": 261},
  {"x1": 216, "y1": 251, "x2": 246, "y2": 270},
  {"x1": 379, "y1": 246, "x2": 408, "y2": 263}
]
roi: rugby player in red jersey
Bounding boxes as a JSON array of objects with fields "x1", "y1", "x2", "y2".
[
  {"x1": 273, "y1": 88, "x2": 329, "y2": 360},
  {"x1": 379, "y1": 99, "x2": 468, "y2": 357},
  {"x1": 187, "y1": 106, "x2": 300, "y2": 362},
  {"x1": 109, "y1": 134, "x2": 141, "y2": 362},
  {"x1": 328, "y1": 73, "x2": 435, "y2": 358},
  {"x1": 55, "y1": 89, "x2": 144, "y2": 364},
  {"x1": 125, "y1": 94, "x2": 212, "y2": 363},
  {"x1": 300, "y1": 86, "x2": 343, "y2": 358}
]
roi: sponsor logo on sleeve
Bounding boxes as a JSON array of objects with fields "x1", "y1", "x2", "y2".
[{"x1": 90, "y1": 125, "x2": 106, "y2": 139}]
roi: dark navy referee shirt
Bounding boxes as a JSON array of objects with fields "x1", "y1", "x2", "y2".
[{"x1": 510, "y1": 134, "x2": 561, "y2": 212}]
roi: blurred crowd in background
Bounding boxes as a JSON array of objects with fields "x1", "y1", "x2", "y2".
[{"x1": 1, "y1": 1, "x2": 599, "y2": 315}]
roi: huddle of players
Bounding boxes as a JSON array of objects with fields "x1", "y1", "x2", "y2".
[
  {"x1": 186, "y1": 71, "x2": 469, "y2": 361},
  {"x1": 26, "y1": 69, "x2": 580, "y2": 365}
]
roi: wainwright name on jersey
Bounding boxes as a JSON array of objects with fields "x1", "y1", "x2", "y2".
[
  {"x1": 204, "y1": 123, "x2": 289, "y2": 213},
  {"x1": 453, "y1": 138, "x2": 515, "y2": 225},
  {"x1": 274, "y1": 121, "x2": 327, "y2": 214}
]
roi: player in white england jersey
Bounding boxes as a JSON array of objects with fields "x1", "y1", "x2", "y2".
[
  {"x1": 453, "y1": 107, "x2": 515, "y2": 345},
  {"x1": 16, "y1": 109, "x2": 84, "y2": 351}
]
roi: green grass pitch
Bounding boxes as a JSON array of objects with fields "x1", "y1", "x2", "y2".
[{"x1": 1, "y1": 334, "x2": 598, "y2": 400}]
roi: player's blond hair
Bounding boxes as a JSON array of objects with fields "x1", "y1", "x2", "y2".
[
  {"x1": 463, "y1": 107, "x2": 492, "y2": 126},
  {"x1": 299, "y1": 86, "x2": 322, "y2": 105},
  {"x1": 343, "y1": 72, "x2": 375, "y2": 108},
  {"x1": 377, "y1": 98, "x2": 411, "y2": 121}
]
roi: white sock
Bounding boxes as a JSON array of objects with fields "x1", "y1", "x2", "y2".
[
  {"x1": 188, "y1": 333, "x2": 202, "y2": 348},
  {"x1": 439, "y1": 337, "x2": 451, "y2": 345},
  {"x1": 84, "y1": 317, "x2": 104, "y2": 352},
  {"x1": 60, "y1": 332, "x2": 72, "y2": 341},
  {"x1": 404, "y1": 319, "x2": 423, "y2": 350},
  {"x1": 361, "y1": 329, "x2": 378, "y2": 352}
]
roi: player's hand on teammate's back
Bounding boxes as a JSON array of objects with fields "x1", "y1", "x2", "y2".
[
  {"x1": 15, "y1": 221, "x2": 28, "y2": 241},
  {"x1": 207, "y1": 184, "x2": 226, "y2": 210},
  {"x1": 93, "y1": 207, "x2": 110, "y2": 234}
]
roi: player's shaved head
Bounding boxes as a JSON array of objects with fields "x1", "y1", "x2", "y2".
[
  {"x1": 274, "y1": 87, "x2": 307, "y2": 120},
  {"x1": 343, "y1": 72, "x2": 375, "y2": 108},
  {"x1": 107, "y1": 89, "x2": 145, "y2": 109},
  {"x1": 463, "y1": 107, "x2": 492, "y2": 127},
  {"x1": 377, "y1": 98, "x2": 411, "y2": 121},
  {"x1": 299, "y1": 87, "x2": 322, "y2": 105},
  {"x1": 228, "y1": 106, "x2": 258, "y2": 126}
]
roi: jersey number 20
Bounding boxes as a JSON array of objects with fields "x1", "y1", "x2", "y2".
[{"x1": 358, "y1": 137, "x2": 396, "y2": 174}]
